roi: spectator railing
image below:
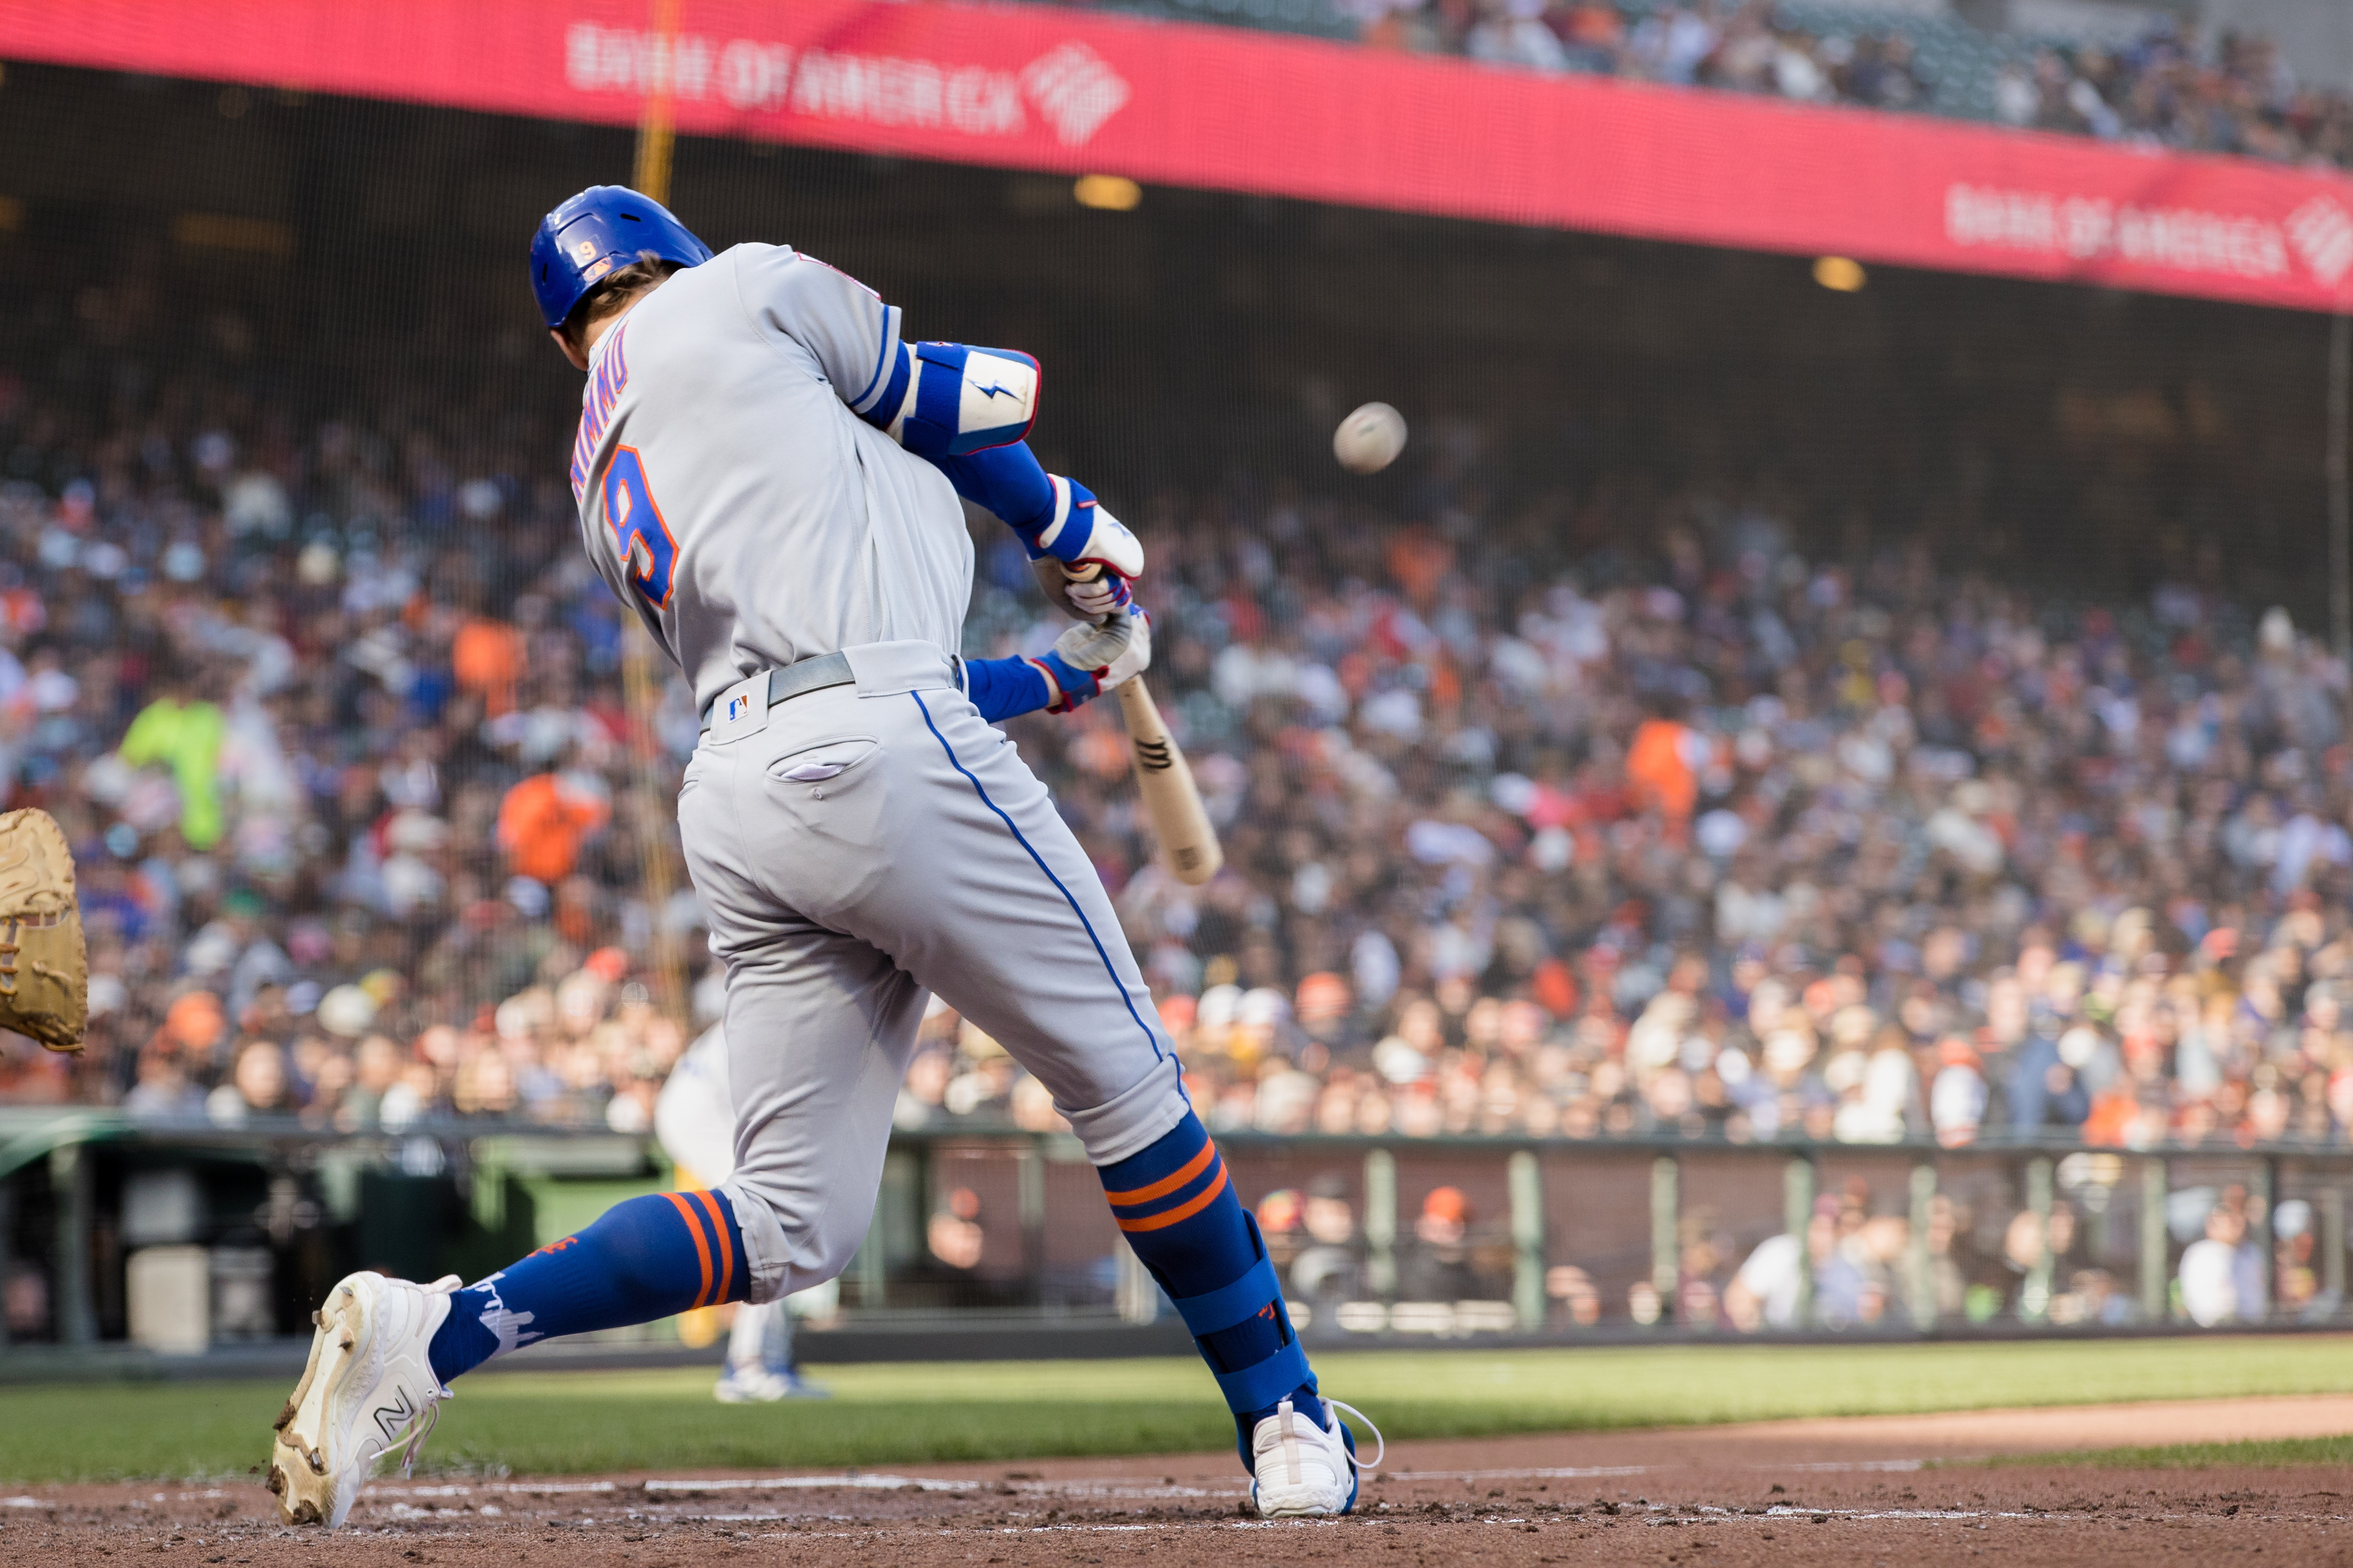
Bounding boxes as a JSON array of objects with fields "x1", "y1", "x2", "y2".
[{"x1": 4, "y1": 1106, "x2": 2344, "y2": 1353}]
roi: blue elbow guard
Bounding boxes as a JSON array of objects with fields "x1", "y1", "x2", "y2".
[{"x1": 880, "y1": 341, "x2": 1039, "y2": 459}]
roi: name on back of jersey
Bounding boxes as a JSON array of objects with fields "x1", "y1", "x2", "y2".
[{"x1": 570, "y1": 323, "x2": 632, "y2": 504}]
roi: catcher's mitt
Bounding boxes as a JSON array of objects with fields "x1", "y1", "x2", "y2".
[{"x1": 0, "y1": 808, "x2": 88, "y2": 1052}]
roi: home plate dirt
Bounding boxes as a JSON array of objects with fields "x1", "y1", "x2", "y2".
[{"x1": 7, "y1": 1396, "x2": 2351, "y2": 1567}]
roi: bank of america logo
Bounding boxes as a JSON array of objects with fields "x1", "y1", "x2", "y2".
[
  {"x1": 1023, "y1": 43, "x2": 1129, "y2": 147},
  {"x1": 2286, "y1": 197, "x2": 2353, "y2": 286}
]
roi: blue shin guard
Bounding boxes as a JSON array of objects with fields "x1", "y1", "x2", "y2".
[
  {"x1": 427, "y1": 1190, "x2": 750, "y2": 1384},
  {"x1": 1098, "y1": 1113, "x2": 1322, "y2": 1456}
]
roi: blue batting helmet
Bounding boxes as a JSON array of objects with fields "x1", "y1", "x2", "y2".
[{"x1": 530, "y1": 185, "x2": 712, "y2": 330}]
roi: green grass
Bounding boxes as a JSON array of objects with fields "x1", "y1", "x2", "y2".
[
  {"x1": 1990, "y1": 1434, "x2": 2353, "y2": 1470},
  {"x1": 7, "y1": 1336, "x2": 2353, "y2": 1482}
]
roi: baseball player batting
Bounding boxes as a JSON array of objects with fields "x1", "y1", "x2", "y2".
[{"x1": 269, "y1": 186, "x2": 1377, "y2": 1527}]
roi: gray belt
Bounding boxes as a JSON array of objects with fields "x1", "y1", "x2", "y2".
[
  {"x1": 699, "y1": 651, "x2": 854, "y2": 732},
  {"x1": 698, "y1": 650, "x2": 967, "y2": 731}
]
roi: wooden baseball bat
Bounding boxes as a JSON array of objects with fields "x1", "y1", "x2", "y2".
[
  {"x1": 1041, "y1": 559, "x2": 1224, "y2": 885},
  {"x1": 1114, "y1": 673, "x2": 1224, "y2": 886}
]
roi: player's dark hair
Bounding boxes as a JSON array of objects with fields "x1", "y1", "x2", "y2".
[{"x1": 559, "y1": 250, "x2": 682, "y2": 348}]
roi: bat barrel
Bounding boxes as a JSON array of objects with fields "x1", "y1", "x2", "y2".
[{"x1": 1116, "y1": 678, "x2": 1223, "y2": 885}]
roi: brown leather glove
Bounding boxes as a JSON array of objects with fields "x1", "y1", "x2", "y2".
[{"x1": 0, "y1": 808, "x2": 88, "y2": 1052}]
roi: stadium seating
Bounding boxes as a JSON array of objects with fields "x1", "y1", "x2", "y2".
[
  {"x1": 1042, "y1": 0, "x2": 2353, "y2": 168},
  {"x1": 4, "y1": 347, "x2": 2348, "y2": 1159}
]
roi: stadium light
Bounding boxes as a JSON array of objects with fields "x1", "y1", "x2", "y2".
[
  {"x1": 1813, "y1": 255, "x2": 1867, "y2": 292},
  {"x1": 171, "y1": 213, "x2": 295, "y2": 258},
  {"x1": 1074, "y1": 174, "x2": 1143, "y2": 212}
]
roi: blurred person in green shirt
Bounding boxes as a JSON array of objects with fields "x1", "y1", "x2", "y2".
[{"x1": 119, "y1": 669, "x2": 228, "y2": 850}]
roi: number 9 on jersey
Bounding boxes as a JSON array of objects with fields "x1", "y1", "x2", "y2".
[{"x1": 603, "y1": 446, "x2": 678, "y2": 609}]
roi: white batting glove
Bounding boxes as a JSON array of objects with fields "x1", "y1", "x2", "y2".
[
  {"x1": 1065, "y1": 506, "x2": 1142, "y2": 618},
  {"x1": 1070, "y1": 503, "x2": 1144, "y2": 576},
  {"x1": 1066, "y1": 570, "x2": 1133, "y2": 620},
  {"x1": 1031, "y1": 478, "x2": 1142, "y2": 619},
  {"x1": 1043, "y1": 608, "x2": 1152, "y2": 710}
]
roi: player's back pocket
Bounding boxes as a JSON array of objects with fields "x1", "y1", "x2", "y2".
[{"x1": 765, "y1": 735, "x2": 879, "y2": 785}]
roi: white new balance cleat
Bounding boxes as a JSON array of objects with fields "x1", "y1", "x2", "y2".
[
  {"x1": 269, "y1": 1271, "x2": 460, "y2": 1528},
  {"x1": 1248, "y1": 1396, "x2": 1382, "y2": 1518},
  {"x1": 713, "y1": 1365, "x2": 830, "y2": 1402}
]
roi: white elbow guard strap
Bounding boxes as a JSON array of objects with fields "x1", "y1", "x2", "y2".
[{"x1": 887, "y1": 341, "x2": 1039, "y2": 459}]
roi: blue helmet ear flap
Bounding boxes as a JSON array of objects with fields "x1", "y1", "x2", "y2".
[{"x1": 530, "y1": 185, "x2": 712, "y2": 329}]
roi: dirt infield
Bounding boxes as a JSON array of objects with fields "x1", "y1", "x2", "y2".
[{"x1": 5, "y1": 1396, "x2": 2350, "y2": 1567}]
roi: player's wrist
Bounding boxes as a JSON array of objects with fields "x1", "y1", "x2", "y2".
[
  {"x1": 1030, "y1": 649, "x2": 1101, "y2": 713},
  {"x1": 1010, "y1": 475, "x2": 1079, "y2": 558}
]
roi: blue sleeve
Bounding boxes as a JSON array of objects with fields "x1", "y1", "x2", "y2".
[
  {"x1": 964, "y1": 655, "x2": 1053, "y2": 722},
  {"x1": 932, "y1": 442, "x2": 1055, "y2": 535}
]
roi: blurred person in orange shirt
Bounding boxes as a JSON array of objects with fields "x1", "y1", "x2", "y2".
[
  {"x1": 496, "y1": 758, "x2": 611, "y2": 886},
  {"x1": 452, "y1": 615, "x2": 526, "y2": 718},
  {"x1": 1625, "y1": 698, "x2": 1704, "y2": 831},
  {"x1": 2081, "y1": 1076, "x2": 2140, "y2": 1146}
]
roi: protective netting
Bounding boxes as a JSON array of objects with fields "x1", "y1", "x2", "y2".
[{"x1": 0, "y1": 50, "x2": 2346, "y2": 1342}]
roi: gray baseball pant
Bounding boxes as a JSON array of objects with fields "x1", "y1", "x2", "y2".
[{"x1": 682, "y1": 639, "x2": 1188, "y2": 1304}]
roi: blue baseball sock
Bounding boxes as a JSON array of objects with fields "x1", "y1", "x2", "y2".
[
  {"x1": 427, "y1": 1190, "x2": 750, "y2": 1385},
  {"x1": 1099, "y1": 1112, "x2": 1324, "y2": 1460}
]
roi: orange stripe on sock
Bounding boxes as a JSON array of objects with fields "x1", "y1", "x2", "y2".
[
  {"x1": 663, "y1": 1191, "x2": 716, "y2": 1309},
  {"x1": 1102, "y1": 1140, "x2": 1217, "y2": 1208},
  {"x1": 1116, "y1": 1162, "x2": 1229, "y2": 1233},
  {"x1": 690, "y1": 1188, "x2": 734, "y2": 1304}
]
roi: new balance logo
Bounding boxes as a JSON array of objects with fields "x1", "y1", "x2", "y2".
[{"x1": 372, "y1": 1390, "x2": 416, "y2": 1443}]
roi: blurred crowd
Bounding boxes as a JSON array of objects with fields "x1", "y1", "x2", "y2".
[
  {"x1": 0, "y1": 352, "x2": 707, "y2": 1130},
  {"x1": 942, "y1": 498, "x2": 2353, "y2": 1156},
  {"x1": 4, "y1": 336, "x2": 2353, "y2": 1159},
  {"x1": 1988, "y1": 24, "x2": 2353, "y2": 165},
  {"x1": 1349, "y1": 0, "x2": 1933, "y2": 110},
  {"x1": 1336, "y1": 0, "x2": 2353, "y2": 171}
]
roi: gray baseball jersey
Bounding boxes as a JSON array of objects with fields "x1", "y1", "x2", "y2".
[{"x1": 569, "y1": 243, "x2": 972, "y2": 712}]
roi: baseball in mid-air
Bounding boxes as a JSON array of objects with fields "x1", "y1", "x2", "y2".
[{"x1": 1333, "y1": 401, "x2": 1407, "y2": 474}]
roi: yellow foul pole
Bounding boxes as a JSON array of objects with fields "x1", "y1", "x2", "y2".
[
  {"x1": 631, "y1": 0, "x2": 681, "y2": 203},
  {"x1": 625, "y1": 0, "x2": 690, "y2": 1029}
]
